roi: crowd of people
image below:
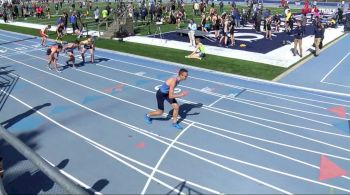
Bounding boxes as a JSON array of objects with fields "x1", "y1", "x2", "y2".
[{"x1": 1, "y1": 0, "x2": 349, "y2": 60}]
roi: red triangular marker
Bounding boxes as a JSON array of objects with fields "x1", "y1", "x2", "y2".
[
  {"x1": 136, "y1": 142, "x2": 145, "y2": 149},
  {"x1": 328, "y1": 106, "x2": 346, "y2": 118},
  {"x1": 319, "y1": 155, "x2": 347, "y2": 181}
]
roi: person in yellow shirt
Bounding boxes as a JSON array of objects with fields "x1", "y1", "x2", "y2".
[
  {"x1": 102, "y1": 9, "x2": 108, "y2": 20},
  {"x1": 185, "y1": 38, "x2": 205, "y2": 60},
  {"x1": 285, "y1": 9, "x2": 292, "y2": 34}
]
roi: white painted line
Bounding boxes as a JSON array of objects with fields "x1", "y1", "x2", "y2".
[
  {"x1": 2, "y1": 60, "x2": 350, "y2": 192},
  {"x1": 43, "y1": 158, "x2": 103, "y2": 195},
  {"x1": 2, "y1": 36, "x2": 350, "y2": 156},
  {"x1": 92, "y1": 62, "x2": 338, "y2": 126},
  {"x1": 201, "y1": 104, "x2": 350, "y2": 153},
  {"x1": 2, "y1": 30, "x2": 350, "y2": 100},
  {"x1": 0, "y1": 57, "x2": 296, "y2": 194},
  {"x1": 320, "y1": 51, "x2": 350, "y2": 82},
  {"x1": 208, "y1": 96, "x2": 226, "y2": 107},
  {"x1": 322, "y1": 81, "x2": 350, "y2": 89},
  {"x1": 226, "y1": 95, "x2": 332, "y2": 126},
  {"x1": 208, "y1": 103, "x2": 350, "y2": 138},
  {"x1": 3, "y1": 43, "x2": 350, "y2": 156},
  {"x1": 0, "y1": 42, "x2": 337, "y2": 133},
  {"x1": 1, "y1": 34, "x2": 350, "y2": 113},
  {"x1": 141, "y1": 122, "x2": 195, "y2": 195},
  {"x1": 172, "y1": 129, "x2": 350, "y2": 192},
  {"x1": 87, "y1": 142, "x2": 186, "y2": 195},
  {"x1": 0, "y1": 75, "x2": 220, "y2": 194},
  {"x1": 248, "y1": 86, "x2": 350, "y2": 108},
  {"x1": 1, "y1": 59, "x2": 284, "y2": 193},
  {"x1": 305, "y1": 91, "x2": 350, "y2": 104},
  {"x1": 235, "y1": 96, "x2": 349, "y2": 121}
]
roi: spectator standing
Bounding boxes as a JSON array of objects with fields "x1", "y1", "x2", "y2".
[
  {"x1": 63, "y1": 12, "x2": 68, "y2": 29},
  {"x1": 70, "y1": 12, "x2": 77, "y2": 34},
  {"x1": 55, "y1": 3, "x2": 59, "y2": 14},
  {"x1": 313, "y1": 21, "x2": 324, "y2": 56},
  {"x1": 301, "y1": 13, "x2": 307, "y2": 34},
  {"x1": 140, "y1": 5, "x2": 148, "y2": 21},
  {"x1": 273, "y1": 13, "x2": 280, "y2": 32},
  {"x1": 285, "y1": 9, "x2": 292, "y2": 34},
  {"x1": 219, "y1": 0, "x2": 224, "y2": 14},
  {"x1": 337, "y1": 7, "x2": 343, "y2": 24},
  {"x1": 106, "y1": 3, "x2": 111, "y2": 16},
  {"x1": 219, "y1": 17, "x2": 229, "y2": 47},
  {"x1": 94, "y1": 6, "x2": 99, "y2": 23},
  {"x1": 3, "y1": 9, "x2": 7, "y2": 23},
  {"x1": 293, "y1": 20, "x2": 303, "y2": 57},
  {"x1": 193, "y1": 1, "x2": 199, "y2": 16},
  {"x1": 265, "y1": 16, "x2": 272, "y2": 39},
  {"x1": 45, "y1": 4, "x2": 50, "y2": 19},
  {"x1": 72, "y1": 2, "x2": 76, "y2": 11},
  {"x1": 188, "y1": 19, "x2": 197, "y2": 47},
  {"x1": 229, "y1": 17, "x2": 235, "y2": 46},
  {"x1": 102, "y1": 8, "x2": 108, "y2": 20},
  {"x1": 175, "y1": 10, "x2": 183, "y2": 29}
]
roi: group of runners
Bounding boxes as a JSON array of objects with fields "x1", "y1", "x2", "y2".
[
  {"x1": 39, "y1": 25, "x2": 95, "y2": 72},
  {"x1": 39, "y1": 24, "x2": 188, "y2": 129}
]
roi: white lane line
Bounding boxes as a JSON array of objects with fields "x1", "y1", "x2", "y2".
[
  {"x1": 208, "y1": 96, "x2": 226, "y2": 107},
  {"x1": 171, "y1": 129, "x2": 350, "y2": 191},
  {"x1": 320, "y1": 51, "x2": 350, "y2": 82},
  {"x1": 2, "y1": 35, "x2": 350, "y2": 154},
  {"x1": 2, "y1": 31, "x2": 350, "y2": 101},
  {"x1": 0, "y1": 34, "x2": 344, "y2": 111},
  {"x1": 0, "y1": 76, "x2": 284, "y2": 194},
  {"x1": 322, "y1": 81, "x2": 350, "y2": 89},
  {"x1": 0, "y1": 43, "x2": 340, "y2": 137},
  {"x1": 43, "y1": 158, "x2": 103, "y2": 195},
  {"x1": 193, "y1": 122, "x2": 350, "y2": 162},
  {"x1": 235, "y1": 96, "x2": 349, "y2": 120},
  {"x1": 3, "y1": 47, "x2": 350, "y2": 159},
  {"x1": 207, "y1": 104, "x2": 350, "y2": 138},
  {"x1": 141, "y1": 122, "x2": 195, "y2": 195},
  {"x1": 0, "y1": 38, "x2": 344, "y2": 126},
  {"x1": 305, "y1": 91, "x2": 350, "y2": 104},
  {"x1": 6, "y1": 72, "x2": 350, "y2": 193},
  {"x1": 0, "y1": 62, "x2": 285, "y2": 194},
  {"x1": 0, "y1": 78, "x2": 219, "y2": 194},
  {"x1": 2, "y1": 55, "x2": 350, "y2": 193},
  {"x1": 89, "y1": 62, "x2": 337, "y2": 126},
  {"x1": 87, "y1": 142, "x2": 186, "y2": 195},
  {"x1": 247, "y1": 88, "x2": 350, "y2": 108}
]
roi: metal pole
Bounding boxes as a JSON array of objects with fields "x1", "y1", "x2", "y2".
[{"x1": 0, "y1": 126, "x2": 88, "y2": 195}]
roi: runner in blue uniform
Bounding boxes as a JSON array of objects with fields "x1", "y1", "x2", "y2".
[{"x1": 145, "y1": 68, "x2": 189, "y2": 129}]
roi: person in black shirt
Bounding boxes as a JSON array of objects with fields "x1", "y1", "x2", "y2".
[
  {"x1": 293, "y1": 20, "x2": 303, "y2": 57},
  {"x1": 273, "y1": 14, "x2": 280, "y2": 32},
  {"x1": 314, "y1": 22, "x2": 324, "y2": 56},
  {"x1": 265, "y1": 16, "x2": 272, "y2": 39}
]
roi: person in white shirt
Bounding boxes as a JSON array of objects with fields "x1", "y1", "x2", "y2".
[
  {"x1": 94, "y1": 7, "x2": 99, "y2": 23},
  {"x1": 187, "y1": 19, "x2": 197, "y2": 47},
  {"x1": 194, "y1": 2, "x2": 199, "y2": 16}
]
